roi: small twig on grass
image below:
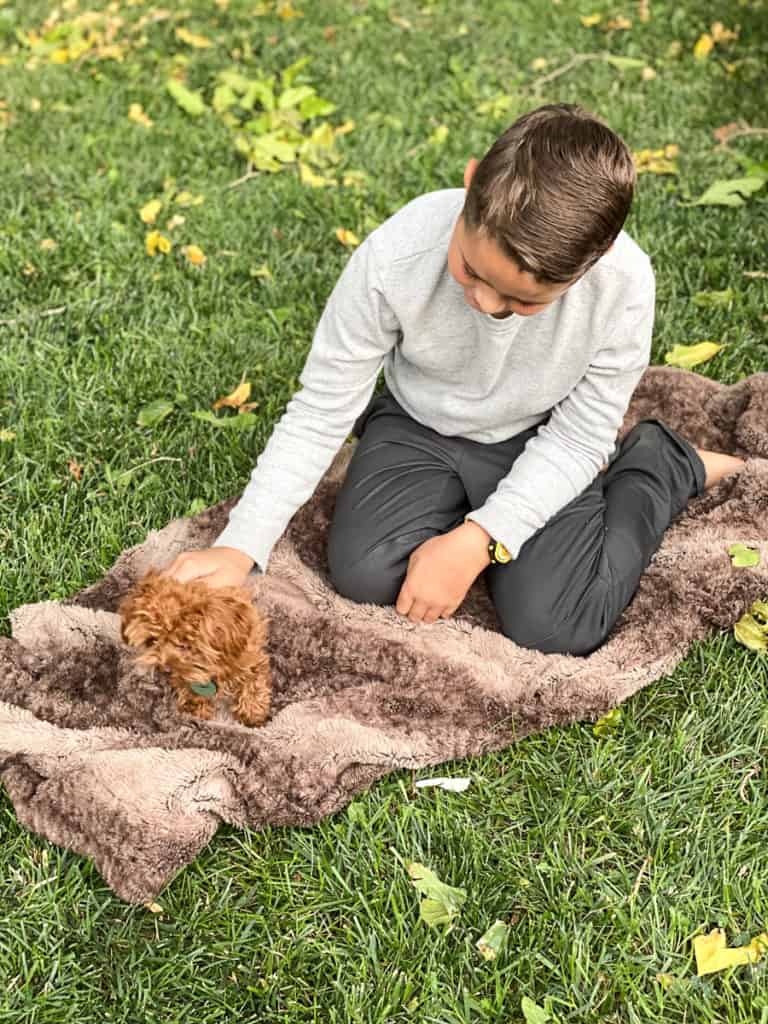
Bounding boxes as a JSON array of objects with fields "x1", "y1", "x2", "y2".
[
  {"x1": 738, "y1": 764, "x2": 760, "y2": 802},
  {"x1": 629, "y1": 854, "x2": 652, "y2": 901},
  {"x1": 0, "y1": 305, "x2": 67, "y2": 327},
  {"x1": 113, "y1": 457, "x2": 183, "y2": 482},
  {"x1": 529, "y1": 52, "x2": 605, "y2": 90},
  {"x1": 227, "y1": 162, "x2": 259, "y2": 189}
]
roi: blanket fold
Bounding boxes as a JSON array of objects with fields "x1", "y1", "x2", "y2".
[{"x1": 1, "y1": 366, "x2": 767, "y2": 903}]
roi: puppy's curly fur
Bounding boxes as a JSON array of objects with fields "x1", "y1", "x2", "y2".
[{"x1": 118, "y1": 570, "x2": 271, "y2": 726}]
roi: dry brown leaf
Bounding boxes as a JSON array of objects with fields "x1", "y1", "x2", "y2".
[
  {"x1": 68, "y1": 459, "x2": 83, "y2": 481},
  {"x1": 713, "y1": 121, "x2": 743, "y2": 145}
]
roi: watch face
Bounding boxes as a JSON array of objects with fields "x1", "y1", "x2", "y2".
[{"x1": 494, "y1": 541, "x2": 512, "y2": 564}]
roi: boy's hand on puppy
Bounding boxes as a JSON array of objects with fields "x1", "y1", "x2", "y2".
[
  {"x1": 395, "y1": 522, "x2": 491, "y2": 625},
  {"x1": 158, "y1": 546, "x2": 255, "y2": 589}
]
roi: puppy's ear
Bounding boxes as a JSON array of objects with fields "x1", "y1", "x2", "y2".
[{"x1": 193, "y1": 592, "x2": 255, "y2": 656}]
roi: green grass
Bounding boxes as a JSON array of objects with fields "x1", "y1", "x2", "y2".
[{"x1": 1, "y1": 0, "x2": 767, "y2": 1020}]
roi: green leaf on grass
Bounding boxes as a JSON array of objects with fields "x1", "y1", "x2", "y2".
[
  {"x1": 299, "y1": 95, "x2": 337, "y2": 119},
  {"x1": 166, "y1": 79, "x2": 207, "y2": 117},
  {"x1": 186, "y1": 498, "x2": 207, "y2": 516},
  {"x1": 593, "y1": 706, "x2": 622, "y2": 737},
  {"x1": 728, "y1": 543, "x2": 761, "y2": 568},
  {"x1": 406, "y1": 861, "x2": 466, "y2": 931},
  {"x1": 281, "y1": 55, "x2": 311, "y2": 89},
  {"x1": 664, "y1": 341, "x2": 724, "y2": 368},
  {"x1": 728, "y1": 152, "x2": 768, "y2": 181},
  {"x1": 278, "y1": 85, "x2": 316, "y2": 110},
  {"x1": 241, "y1": 78, "x2": 276, "y2": 112},
  {"x1": 734, "y1": 599, "x2": 768, "y2": 652},
  {"x1": 212, "y1": 83, "x2": 238, "y2": 113},
  {"x1": 685, "y1": 177, "x2": 766, "y2": 207},
  {"x1": 191, "y1": 410, "x2": 259, "y2": 429},
  {"x1": 476, "y1": 919, "x2": 509, "y2": 960},
  {"x1": 604, "y1": 55, "x2": 646, "y2": 70},
  {"x1": 137, "y1": 399, "x2": 174, "y2": 428},
  {"x1": 693, "y1": 289, "x2": 734, "y2": 308},
  {"x1": 521, "y1": 996, "x2": 551, "y2": 1023}
]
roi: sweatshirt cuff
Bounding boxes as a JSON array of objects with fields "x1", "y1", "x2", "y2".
[
  {"x1": 212, "y1": 525, "x2": 270, "y2": 575},
  {"x1": 463, "y1": 507, "x2": 532, "y2": 562}
]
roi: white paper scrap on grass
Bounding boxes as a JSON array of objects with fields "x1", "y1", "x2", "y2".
[{"x1": 415, "y1": 777, "x2": 472, "y2": 792}]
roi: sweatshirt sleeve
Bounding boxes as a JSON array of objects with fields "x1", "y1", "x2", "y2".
[
  {"x1": 464, "y1": 276, "x2": 655, "y2": 559},
  {"x1": 212, "y1": 237, "x2": 400, "y2": 572}
]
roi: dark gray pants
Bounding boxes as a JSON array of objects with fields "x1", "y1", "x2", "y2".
[{"x1": 327, "y1": 387, "x2": 707, "y2": 656}]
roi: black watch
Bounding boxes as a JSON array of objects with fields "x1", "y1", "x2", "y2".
[{"x1": 488, "y1": 537, "x2": 513, "y2": 565}]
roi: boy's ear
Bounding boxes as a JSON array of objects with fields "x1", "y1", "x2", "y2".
[{"x1": 463, "y1": 158, "x2": 479, "y2": 190}]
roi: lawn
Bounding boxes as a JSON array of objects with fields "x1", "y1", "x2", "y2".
[{"x1": 1, "y1": 0, "x2": 767, "y2": 1020}]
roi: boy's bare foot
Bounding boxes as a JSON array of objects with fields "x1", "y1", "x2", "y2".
[{"x1": 695, "y1": 448, "x2": 747, "y2": 489}]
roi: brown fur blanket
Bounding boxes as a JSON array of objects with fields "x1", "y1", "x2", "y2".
[{"x1": 1, "y1": 366, "x2": 767, "y2": 904}]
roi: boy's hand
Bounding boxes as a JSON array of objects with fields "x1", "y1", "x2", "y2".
[
  {"x1": 158, "y1": 546, "x2": 255, "y2": 589},
  {"x1": 395, "y1": 522, "x2": 491, "y2": 625}
]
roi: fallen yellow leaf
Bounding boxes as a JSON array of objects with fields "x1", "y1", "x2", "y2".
[
  {"x1": 711, "y1": 21, "x2": 738, "y2": 43},
  {"x1": 299, "y1": 162, "x2": 335, "y2": 187},
  {"x1": 641, "y1": 66, "x2": 657, "y2": 80},
  {"x1": 166, "y1": 214, "x2": 186, "y2": 231},
  {"x1": 250, "y1": 263, "x2": 273, "y2": 280},
  {"x1": 175, "y1": 27, "x2": 213, "y2": 48},
  {"x1": 139, "y1": 199, "x2": 162, "y2": 225},
  {"x1": 277, "y1": 0, "x2": 303, "y2": 18},
  {"x1": 530, "y1": 57, "x2": 548, "y2": 71},
  {"x1": 181, "y1": 244, "x2": 206, "y2": 266},
  {"x1": 174, "y1": 191, "x2": 205, "y2": 207},
  {"x1": 39, "y1": 238, "x2": 57, "y2": 251},
  {"x1": 342, "y1": 170, "x2": 368, "y2": 188},
  {"x1": 580, "y1": 13, "x2": 602, "y2": 27},
  {"x1": 633, "y1": 146, "x2": 679, "y2": 175},
  {"x1": 694, "y1": 928, "x2": 768, "y2": 976},
  {"x1": 145, "y1": 230, "x2": 172, "y2": 256},
  {"x1": 334, "y1": 119, "x2": 355, "y2": 135},
  {"x1": 603, "y1": 15, "x2": 632, "y2": 30},
  {"x1": 128, "y1": 102, "x2": 153, "y2": 128},
  {"x1": 693, "y1": 32, "x2": 714, "y2": 59},
  {"x1": 664, "y1": 341, "x2": 724, "y2": 369},
  {"x1": 335, "y1": 227, "x2": 360, "y2": 247},
  {"x1": 212, "y1": 379, "x2": 251, "y2": 411}
]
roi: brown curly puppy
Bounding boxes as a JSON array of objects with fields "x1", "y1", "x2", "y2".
[{"x1": 118, "y1": 569, "x2": 271, "y2": 727}]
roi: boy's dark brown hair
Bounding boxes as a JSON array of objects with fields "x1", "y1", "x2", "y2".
[{"x1": 462, "y1": 103, "x2": 636, "y2": 285}]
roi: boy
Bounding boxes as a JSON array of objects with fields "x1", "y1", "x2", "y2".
[{"x1": 161, "y1": 103, "x2": 744, "y2": 656}]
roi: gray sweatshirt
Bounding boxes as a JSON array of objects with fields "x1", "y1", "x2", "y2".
[{"x1": 213, "y1": 188, "x2": 655, "y2": 571}]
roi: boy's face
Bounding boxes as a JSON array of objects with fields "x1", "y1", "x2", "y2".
[{"x1": 447, "y1": 158, "x2": 580, "y2": 319}]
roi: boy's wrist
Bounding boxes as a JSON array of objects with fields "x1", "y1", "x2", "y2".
[{"x1": 459, "y1": 519, "x2": 493, "y2": 568}]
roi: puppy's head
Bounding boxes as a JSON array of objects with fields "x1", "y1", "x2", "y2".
[{"x1": 118, "y1": 569, "x2": 262, "y2": 683}]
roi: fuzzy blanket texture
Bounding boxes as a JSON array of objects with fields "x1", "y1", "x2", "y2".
[{"x1": 1, "y1": 366, "x2": 767, "y2": 904}]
